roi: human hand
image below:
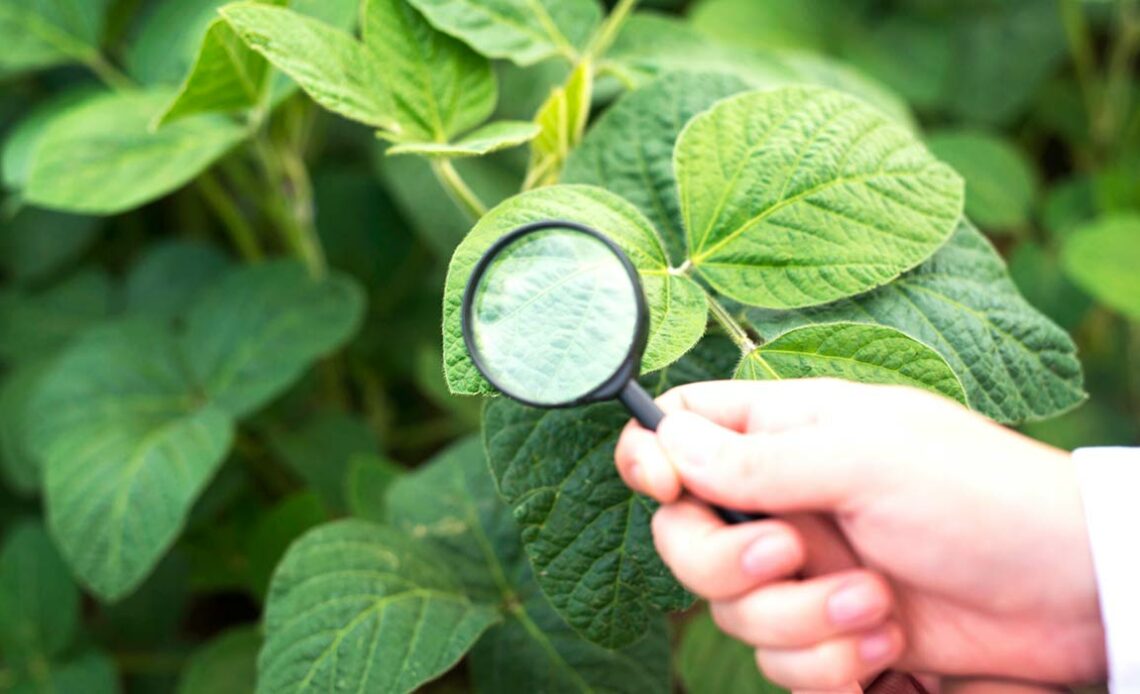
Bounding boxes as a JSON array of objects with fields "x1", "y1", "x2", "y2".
[{"x1": 614, "y1": 379, "x2": 1106, "y2": 691}]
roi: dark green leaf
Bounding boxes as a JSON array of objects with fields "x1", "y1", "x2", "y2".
[
  {"x1": 0, "y1": 208, "x2": 100, "y2": 286},
  {"x1": 678, "y1": 610, "x2": 787, "y2": 694},
  {"x1": 0, "y1": 521, "x2": 79, "y2": 665},
  {"x1": 125, "y1": 240, "x2": 233, "y2": 319},
  {"x1": 0, "y1": 362, "x2": 51, "y2": 495},
  {"x1": 345, "y1": 454, "x2": 404, "y2": 525},
  {"x1": 177, "y1": 626, "x2": 260, "y2": 694},
  {"x1": 0, "y1": 269, "x2": 114, "y2": 364},
  {"x1": 246, "y1": 493, "x2": 327, "y2": 598}
]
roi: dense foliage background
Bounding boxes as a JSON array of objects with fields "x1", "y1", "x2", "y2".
[{"x1": 0, "y1": 0, "x2": 1137, "y2": 692}]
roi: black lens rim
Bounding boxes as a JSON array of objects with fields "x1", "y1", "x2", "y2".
[{"x1": 461, "y1": 219, "x2": 650, "y2": 409}]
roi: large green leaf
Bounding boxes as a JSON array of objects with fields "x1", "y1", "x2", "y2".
[
  {"x1": 748, "y1": 221, "x2": 1086, "y2": 424},
  {"x1": 689, "y1": 0, "x2": 850, "y2": 53},
  {"x1": 221, "y1": 3, "x2": 394, "y2": 130},
  {"x1": 564, "y1": 71, "x2": 750, "y2": 264},
  {"x1": 23, "y1": 90, "x2": 246, "y2": 215},
  {"x1": 387, "y1": 438, "x2": 671, "y2": 691},
  {"x1": 677, "y1": 86, "x2": 963, "y2": 309},
  {"x1": 482, "y1": 339, "x2": 739, "y2": 648},
  {"x1": 257, "y1": 520, "x2": 500, "y2": 693},
  {"x1": 28, "y1": 320, "x2": 235, "y2": 601},
  {"x1": 926, "y1": 130, "x2": 1036, "y2": 232},
  {"x1": 0, "y1": 522, "x2": 79, "y2": 666},
  {"x1": 1061, "y1": 214, "x2": 1140, "y2": 322},
  {"x1": 678, "y1": 610, "x2": 787, "y2": 694},
  {"x1": 177, "y1": 627, "x2": 260, "y2": 694},
  {"x1": 124, "y1": 240, "x2": 233, "y2": 319},
  {"x1": 183, "y1": 261, "x2": 365, "y2": 418},
  {"x1": 0, "y1": 0, "x2": 114, "y2": 74},
  {"x1": 1, "y1": 88, "x2": 96, "y2": 191},
  {"x1": 443, "y1": 185, "x2": 707, "y2": 396},
  {"x1": 0, "y1": 269, "x2": 113, "y2": 364},
  {"x1": 404, "y1": 0, "x2": 602, "y2": 66},
  {"x1": 735, "y1": 323, "x2": 967, "y2": 404}
]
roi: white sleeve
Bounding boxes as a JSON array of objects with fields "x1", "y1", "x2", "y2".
[{"x1": 1074, "y1": 447, "x2": 1140, "y2": 692}]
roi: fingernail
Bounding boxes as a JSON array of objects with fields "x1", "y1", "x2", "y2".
[
  {"x1": 740, "y1": 533, "x2": 795, "y2": 577},
  {"x1": 827, "y1": 581, "x2": 885, "y2": 627},
  {"x1": 858, "y1": 627, "x2": 898, "y2": 664},
  {"x1": 659, "y1": 411, "x2": 720, "y2": 468}
]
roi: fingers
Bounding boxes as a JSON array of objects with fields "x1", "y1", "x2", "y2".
[
  {"x1": 656, "y1": 379, "x2": 854, "y2": 434},
  {"x1": 651, "y1": 499, "x2": 806, "y2": 599},
  {"x1": 711, "y1": 570, "x2": 894, "y2": 648},
  {"x1": 614, "y1": 419, "x2": 681, "y2": 502},
  {"x1": 754, "y1": 622, "x2": 905, "y2": 691}
]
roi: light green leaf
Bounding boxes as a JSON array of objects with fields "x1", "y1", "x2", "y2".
[
  {"x1": 178, "y1": 627, "x2": 260, "y2": 694},
  {"x1": 689, "y1": 0, "x2": 849, "y2": 53},
  {"x1": 926, "y1": 130, "x2": 1036, "y2": 232},
  {"x1": 1061, "y1": 214, "x2": 1140, "y2": 322},
  {"x1": 0, "y1": 269, "x2": 113, "y2": 364},
  {"x1": 0, "y1": 208, "x2": 100, "y2": 286},
  {"x1": 386, "y1": 438, "x2": 672, "y2": 691},
  {"x1": 363, "y1": 0, "x2": 495, "y2": 143},
  {"x1": 29, "y1": 320, "x2": 235, "y2": 601},
  {"x1": 8, "y1": 650, "x2": 120, "y2": 694},
  {"x1": 386, "y1": 121, "x2": 539, "y2": 158},
  {"x1": 220, "y1": 3, "x2": 394, "y2": 130},
  {"x1": 257, "y1": 520, "x2": 500, "y2": 694},
  {"x1": 24, "y1": 90, "x2": 246, "y2": 215},
  {"x1": 267, "y1": 411, "x2": 381, "y2": 513},
  {"x1": 0, "y1": 521, "x2": 79, "y2": 665},
  {"x1": 735, "y1": 323, "x2": 967, "y2": 404},
  {"x1": 442, "y1": 185, "x2": 707, "y2": 396},
  {"x1": 0, "y1": 362, "x2": 51, "y2": 495},
  {"x1": 345, "y1": 454, "x2": 403, "y2": 524},
  {"x1": 125, "y1": 240, "x2": 233, "y2": 319},
  {"x1": 677, "y1": 86, "x2": 964, "y2": 309},
  {"x1": 404, "y1": 0, "x2": 602, "y2": 66},
  {"x1": 482, "y1": 338, "x2": 740, "y2": 648},
  {"x1": 0, "y1": 0, "x2": 114, "y2": 74},
  {"x1": 564, "y1": 70, "x2": 750, "y2": 264},
  {"x1": 157, "y1": 8, "x2": 283, "y2": 128},
  {"x1": 748, "y1": 221, "x2": 1086, "y2": 424},
  {"x1": 526, "y1": 60, "x2": 592, "y2": 189},
  {"x1": 679, "y1": 609, "x2": 787, "y2": 694},
  {"x1": 2, "y1": 88, "x2": 96, "y2": 190},
  {"x1": 183, "y1": 261, "x2": 365, "y2": 418}
]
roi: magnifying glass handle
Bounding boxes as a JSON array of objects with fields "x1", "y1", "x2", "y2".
[{"x1": 619, "y1": 381, "x2": 767, "y2": 525}]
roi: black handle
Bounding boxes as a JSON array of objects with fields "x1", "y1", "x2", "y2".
[{"x1": 618, "y1": 381, "x2": 767, "y2": 525}]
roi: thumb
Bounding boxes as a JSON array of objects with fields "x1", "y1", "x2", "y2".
[{"x1": 656, "y1": 410, "x2": 870, "y2": 514}]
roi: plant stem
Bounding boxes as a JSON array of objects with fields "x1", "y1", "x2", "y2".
[
  {"x1": 197, "y1": 172, "x2": 263, "y2": 261},
  {"x1": 1060, "y1": 0, "x2": 1101, "y2": 142},
  {"x1": 707, "y1": 296, "x2": 757, "y2": 353},
  {"x1": 84, "y1": 52, "x2": 134, "y2": 91},
  {"x1": 587, "y1": 0, "x2": 640, "y2": 59},
  {"x1": 1101, "y1": 0, "x2": 1140, "y2": 145},
  {"x1": 254, "y1": 134, "x2": 326, "y2": 276},
  {"x1": 432, "y1": 158, "x2": 487, "y2": 220}
]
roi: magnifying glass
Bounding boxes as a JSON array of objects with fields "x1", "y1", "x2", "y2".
[{"x1": 461, "y1": 219, "x2": 763, "y2": 525}]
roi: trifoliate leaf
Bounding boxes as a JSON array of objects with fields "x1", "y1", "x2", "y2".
[{"x1": 677, "y1": 86, "x2": 963, "y2": 309}]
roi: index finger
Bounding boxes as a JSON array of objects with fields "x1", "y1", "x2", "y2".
[{"x1": 655, "y1": 378, "x2": 859, "y2": 434}]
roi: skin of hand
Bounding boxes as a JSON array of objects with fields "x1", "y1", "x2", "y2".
[{"x1": 613, "y1": 379, "x2": 1107, "y2": 692}]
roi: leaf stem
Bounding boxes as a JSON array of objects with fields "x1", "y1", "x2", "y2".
[
  {"x1": 587, "y1": 0, "x2": 640, "y2": 60},
  {"x1": 707, "y1": 296, "x2": 757, "y2": 354},
  {"x1": 197, "y1": 172, "x2": 264, "y2": 261},
  {"x1": 431, "y1": 158, "x2": 488, "y2": 220},
  {"x1": 1060, "y1": 0, "x2": 1100, "y2": 143},
  {"x1": 84, "y1": 52, "x2": 134, "y2": 91}
]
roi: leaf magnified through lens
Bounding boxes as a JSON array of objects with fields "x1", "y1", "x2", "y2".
[{"x1": 469, "y1": 228, "x2": 640, "y2": 406}]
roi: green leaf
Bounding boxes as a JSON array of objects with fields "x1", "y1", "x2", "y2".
[
  {"x1": 125, "y1": 240, "x2": 233, "y2": 319},
  {"x1": 363, "y1": 0, "x2": 495, "y2": 144},
  {"x1": 23, "y1": 90, "x2": 246, "y2": 215},
  {"x1": 183, "y1": 261, "x2": 365, "y2": 417},
  {"x1": 156, "y1": 7, "x2": 283, "y2": 127},
  {"x1": 735, "y1": 323, "x2": 967, "y2": 404},
  {"x1": 0, "y1": 0, "x2": 114, "y2": 74},
  {"x1": 267, "y1": 411, "x2": 381, "y2": 513},
  {"x1": 564, "y1": 71, "x2": 750, "y2": 264},
  {"x1": 1009, "y1": 241, "x2": 1092, "y2": 332},
  {"x1": 1061, "y1": 214, "x2": 1140, "y2": 322},
  {"x1": 404, "y1": 0, "x2": 602, "y2": 66},
  {"x1": 482, "y1": 338, "x2": 739, "y2": 648},
  {"x1": 677, "y1": 86, "x2": 963, "y2": 309},
  {"x1": 0, "y1": 269, "x2": 113, "y2": 364},
  {"x1": 346, "y1": 455, "x2": 404, "y2": 525},
  {"x1": 526, "y1": 60, "x2": 592, "y2": 189},
  {"x1": 442, "y1": 185, "x2": 707, "y2": 396},
  {"x1": 0, "y1": 208, "x2": 100, "y2": 286},
  {"x1": 257, "y1": 520, "x2": 500, "y2": 694},
  {"x1": 8, "y1": 650, "x2": 120, "y2": 694},
  {"x1": 926, "y1": 130, "x2": 1036, "y2": 232},
  {"x1": 386, "y1": 438, "x2": 672, "y2": 692},
  {"x1": 839, "y1": 14, "x2": 951, "y2": 111},
  {"x1": 747, "y1": 221, "x2": 1086, "y2": 424},
  {"x1": 220, "y1": 3, "x2": 394, "y2": 130},
  {"x1": 246, "y1": 493, "x2": 327, "y2": 598},
  {"x1": 690, "y1": 0, "x2": 850, "y2": 53},
  {"x1": 386, "y1": 121, "x2": 539, "y2": 158},
  {"x1": 0, "y1": 521, "x2": 79, "y2": 665},
  {"x1": 28, "y1": 320, "x2": 235, "y2": 600},
  {"x1": 2, "y1": 88, "x2": 96, "y2": 190},
  {"x1": 126, "y1": 0, "x2": 230, "y2": 85},
  {"x1": 178, "y1": 627, "x2": 260, "y2": 694},
  {"x1": 678, "y1": 610, "x2": 787, "y2": 694},
  {"x1": 0, "y1": 362, "x2": 51, "y2": 495}
]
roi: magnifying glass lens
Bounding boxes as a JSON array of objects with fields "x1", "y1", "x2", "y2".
[{"x1": 468, "y1": 227, "x2": 640, "y2": 406}]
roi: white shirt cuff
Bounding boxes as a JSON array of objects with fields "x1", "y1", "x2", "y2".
[{"x1": 1074, "y1": 447, "x2": 1140, "y2": 692}]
